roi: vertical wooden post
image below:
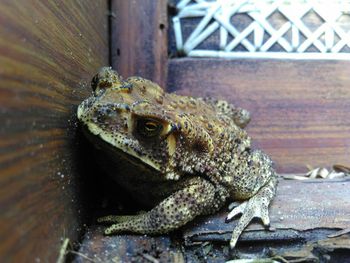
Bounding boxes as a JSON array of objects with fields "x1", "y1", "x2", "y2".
[
  {"x1": 111, "y1": 0, "x2": 168, "y2": 88},
  {"x1": 0, "y1": 1, "x2": 108, "y2": 261}
]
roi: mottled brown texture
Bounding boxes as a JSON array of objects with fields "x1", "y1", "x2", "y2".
[
  {"x1": 77, "y1": 68, "x2": 277, "y2": 248},
  {"x1": 111, "y1": 0, "x2": 168, "y2": 88},
  {"x1": 167, "y1": 58, "x2": 350, "y2": 173},
  {"x1": 0, "y1": 1, "x2": 108, "y2": 261}
]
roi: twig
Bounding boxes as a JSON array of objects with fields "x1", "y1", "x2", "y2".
[
  {"x1": 57, "y1": 238, "x2": 70, "y2": 263},
  {"x1": 140, "y1": 253, "x2": 160, "y2": 263},
  {"x1": 328, "y1": 228, "x2": 350, "y2": 238}
]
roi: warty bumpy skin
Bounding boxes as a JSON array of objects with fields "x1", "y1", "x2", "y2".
[{"x1": 77, "y1": 67, "x2": 278, "y2": 248}]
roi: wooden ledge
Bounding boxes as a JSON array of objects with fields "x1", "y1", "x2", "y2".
[{"x1": 74, "y1": 177, "x2": 350, "y2": 262}]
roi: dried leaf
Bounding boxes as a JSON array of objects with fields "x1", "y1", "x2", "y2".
[
  {"x1": 333, "y1": 164, "x2": 350, "y2": 174},
  {"x1": 283, "y1": 175, "x2": 309, "y2": 180},
  {"x1": 318, "y1": 168, "x2": 329, "y2": 178},
  {"x1": 308, "y1": 168, "x2": 320, "y2": 178},
  {"x1": 327, "y1": 171, "x2": 346, "y2": 179}
]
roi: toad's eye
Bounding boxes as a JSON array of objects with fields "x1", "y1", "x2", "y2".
[{"x1": 136, "y1": 118, "x2": 163, "y2": 138}]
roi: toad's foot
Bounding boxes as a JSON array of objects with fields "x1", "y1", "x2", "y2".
[{"x1": 226, "y1": 177, "x2": 277, "y2": 248}]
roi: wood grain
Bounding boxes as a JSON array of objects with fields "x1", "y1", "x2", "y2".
[
  {"x1": 168, "y1": 58, "x2": 350, "y2": 173},
  {"x1": 183, "y1": 178, "x2": 350, "y2": 240},
  {"x1": 111, "y1": 0, "x2": 168, "y2": 88},
  {"x1": 75, "y1": 178, "x2": 350, "y2": 262},
  {"x1": 0, "y1": 1, "x2": 108, "y2": 261}
]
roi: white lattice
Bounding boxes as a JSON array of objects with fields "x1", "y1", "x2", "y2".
[{"x1": 173, "y1": 0, "x2": 350, "y2": 59}]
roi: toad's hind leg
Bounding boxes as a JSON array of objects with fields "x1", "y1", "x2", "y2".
[
  {"x1": 101, "y1": 177, "x2": 224, "y2": 235},
  {"x1": 227, "y1": 176, "x2": 277, "y2": 248}
]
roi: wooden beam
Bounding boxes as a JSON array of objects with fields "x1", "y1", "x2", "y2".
[
  {"x1": 74, "y1": 178, "x2": 350, "y2": 262},
  {"x1": 183, "y1": 178, "x2": 350, "y2": 242},
  {"x1": 0, "y1": 1, "x2": 108, "y2": 261},
  {"x1": 111, "y1": 0, "x2": 168, "y2": 88},
  {"x1": 168, "y1": 58, "x2": 350, "y2": 173}
]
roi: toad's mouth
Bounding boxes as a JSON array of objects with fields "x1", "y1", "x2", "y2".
[{"x1": 80, "y1": 123, "x2": 163, "y2": 174}]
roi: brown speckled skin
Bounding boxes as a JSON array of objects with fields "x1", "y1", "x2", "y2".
[{"x1": 77, "y1": 67, "x2": 278, "y2": 248}]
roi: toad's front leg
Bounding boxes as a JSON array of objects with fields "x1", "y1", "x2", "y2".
[
  {"x1": 99, "y1": 177, "x2": 225, "y2": 235},
  {"x1": 226, "y1": 176, "x2": 278, "y2": 248}
]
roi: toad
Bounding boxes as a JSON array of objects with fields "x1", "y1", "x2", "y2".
[{"x1": 77, "y1": 67, "x2": 277, "y2": 248}]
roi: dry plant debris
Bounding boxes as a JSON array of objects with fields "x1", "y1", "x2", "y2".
[{"x1": 282, "y1": 164, "x2": 350, "y2": 180}]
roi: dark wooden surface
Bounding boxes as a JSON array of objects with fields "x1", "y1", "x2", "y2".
[
  {"x1": 183, "y1": 178, "x2": 350, "y2": 242},
  {"x1": 168, "y1": 58, "x2": 350, "y2": 173},
  {"x1": 111, "y1": 0, "x2": 168, "y2": 88},
  {"x1": 0, "y1": 1, "x2": 108, "y2": 262},
  {"x1": 75, "y1": 178, "x2": 350, "y2": 262},
  {"x1": 75, "y1": 228, "x2": 185, "y2": 263}
]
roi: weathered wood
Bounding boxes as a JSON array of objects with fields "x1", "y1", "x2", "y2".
[
  {"x1": 0, "y1": 1, "x2": 108, "y2": 262},
  {"x1": 75, "y1": 178, "x2": 350, "y2": 262},
  {"x1": 167, "y1": 58, "x2": 350, "y2": 173},
  {"x1": 182, "y1": 178, "x2": 350, "y2": 244},
  {"x1": 111, "y1": 0, "x2": 168, "y2": 88},
  {"x1": 182, "y1": 234, "x2": 350, "y2": 262},
  {"x1": 74, "y1": 226, "x2": 185, "y2": 263}
]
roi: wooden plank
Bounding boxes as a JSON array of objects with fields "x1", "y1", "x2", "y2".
[
  {"x1": 182, "y1": 178, "x2": 350, "y2": 243},
  {"x1": 0, "y1": 1, "x2": 108, "y2": 262},
  {"x1": 74, "y1": 178, "x2": 350, "y2": 262},
  {"x1": 74, "y1": 226, "x2": 185, "y2": 263},
  {"x1": 182, "y1": 178, "x2": 350, "y2": 261},
  {"x1": 167, "y1": 58, "x2": 350, "y2": 173},
  {"x1": 111, "y1": 0, "x2": 168, "y2": 88}
]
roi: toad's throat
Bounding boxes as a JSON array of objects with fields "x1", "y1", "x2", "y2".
[{"x1": 81, "y1": 123, "x2": 163, "y2": 173}]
